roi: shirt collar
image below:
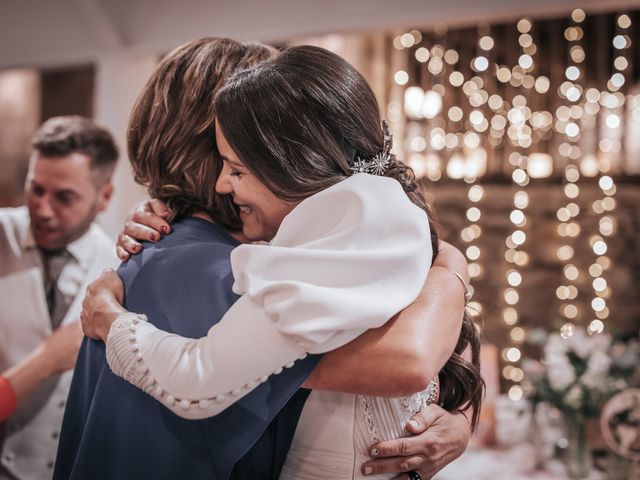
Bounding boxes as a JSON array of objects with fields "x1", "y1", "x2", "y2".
[
  {"x1": 22, "y1": 218, "x2": 95, "y2": 267},
  {"x1": 22, "y1": 221, "x2": 38, "y2": 251},
  {"x1": 65, "y1": 227, "x2": 95, "y2": 267}
]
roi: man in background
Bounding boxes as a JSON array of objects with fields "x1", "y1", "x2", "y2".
[{"x1": 0, "y1": 116, "x2": 119, "y2": 479}]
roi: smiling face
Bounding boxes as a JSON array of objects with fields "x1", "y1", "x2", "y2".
[
  {"x1": 214, "y1": 124, "x2": 297, "y2": 242},
  {"x1": 25, "y1": 152, "x2": 113, "y2": 251}
]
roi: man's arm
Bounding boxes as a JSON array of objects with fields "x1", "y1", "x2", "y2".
[
  {"x1": 304, "y1": 241, "x2": 468, "y2": 396},
  {"x1": 0, "y1": 322, "x2": 82, "y2": 420}
]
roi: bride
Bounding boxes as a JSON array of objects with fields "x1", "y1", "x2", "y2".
[{"x1": 82, "y1": 45, "x2": 483, "y2": 479}]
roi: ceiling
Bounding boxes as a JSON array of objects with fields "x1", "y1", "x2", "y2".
[{"x1": 2, "y1": 0, "x2": 640, "y2": 69}]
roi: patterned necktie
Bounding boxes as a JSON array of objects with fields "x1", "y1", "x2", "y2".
[{"x1": 42, "y1": 249, "x2": 74, "y2": 330}]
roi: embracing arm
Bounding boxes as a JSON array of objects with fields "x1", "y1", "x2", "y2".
[
  {"x1": 0, "y1": 322, "x2": 83, "y2": 421},
  {"x1": 116, "y1": 197, "x2": 469, "y2": 399},
  {"x1": 83, "y1": 175, "x2": 432, "y2": 419},
  {"x1": 361, "y1": 345, "x2": 476, "y2": 479},
  {"x1": 82, "y1": 273, "x2": 316, "y2": 420},
  {"x1": 304, "y1": 241, "x2": 467, "y2": 397}
]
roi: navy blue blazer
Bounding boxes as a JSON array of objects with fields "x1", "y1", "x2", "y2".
[{"x1": 54, "y1": 217, "x2": 319, "y2": 479}]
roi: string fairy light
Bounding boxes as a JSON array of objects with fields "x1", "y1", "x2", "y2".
[
  {"x1": 503, "y1": 167, "x2": 531, "y2": 402},
  {"x1": 553, "y1": 9, "x2": 588, "y2": 340},
  {"x1": 585, "y1": 13, "x2": 630, "y2": 334},
  {"x1": 387, "y1": 10, "x2": 636, "y2": 400},
  {"x1": 460, "y1": 25, "x2": 493, "y2": 332},
  {"x1": 397, "y1": 27, "x2": 458, "y2": 182},
  {"x1": 503, "y1": 18, "x2": 538, "y2": 403}
]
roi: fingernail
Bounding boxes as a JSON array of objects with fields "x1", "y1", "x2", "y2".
[
  {"x1": 408, "y1": 419, "x2": 420, "y2": 429},
  {"x1": 133, "y1": 243, "x2": 141, "y2": 251},
  {"x1": 161, "y1": 226, "x2": 169, "y2": 234},
  {"x1": 371, "y1": 448, "x2": 379, "y2": 457},
  {"x1": 150, "y1": 233, "x2": 159, "y2": 242},
  {"x1": 363, "y1": 466, "x2": 373, "y2": 475}
]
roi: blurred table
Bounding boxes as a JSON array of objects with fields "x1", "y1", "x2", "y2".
[{"x1": 435, "y1": 446, "x2": 607, "y2": 480}]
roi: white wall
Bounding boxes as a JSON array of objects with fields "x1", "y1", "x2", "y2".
[
  {"x1": 94, "y1": 53, "x2": 157, "y2": 238},
  {"x1": 2, "y1": 0, "x2": 640, "y2": 69}
]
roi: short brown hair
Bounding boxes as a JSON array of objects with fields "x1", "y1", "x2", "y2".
[
  {"x1": 127, "y1": 37, "x2": 275, "y2": 228},
  {"x1": 32, "y1": 115, "x2": 118, "y2": 184}
]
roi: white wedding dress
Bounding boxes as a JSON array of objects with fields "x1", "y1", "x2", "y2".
[
  {"x1": 280, "y1": 383, "x2": 439, "y2": 479},
  {"x1": 104, "y1": 174, "x2": 435, "y2": 479}
]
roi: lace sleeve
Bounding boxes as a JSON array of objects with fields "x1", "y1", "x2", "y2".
[{"x1": 106, "y1": 296, "x2": 309, "y2": 420}]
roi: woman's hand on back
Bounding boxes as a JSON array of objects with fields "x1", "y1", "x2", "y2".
[
  {"x1": 117, "y1": 199, "x2": 172, "y2": 261},
  {"x1": 81, "y1": 269, "x2": 127, "y2": 342},
  {"x1": 362, "y1": 404, "x2": 471, "y2": 479}
]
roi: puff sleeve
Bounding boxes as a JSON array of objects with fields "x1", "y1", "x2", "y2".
[{"x1": 106, "y1": 174, "x2": 432, "y2": 419}]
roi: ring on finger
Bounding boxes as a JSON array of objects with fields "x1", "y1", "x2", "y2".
[{"x1": 407, "y1": 471, "x2": 422, "y2": 480}]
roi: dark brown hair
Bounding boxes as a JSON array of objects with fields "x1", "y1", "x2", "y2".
[
  {"x1": 127, "y1": 37, "x2": 275, "y2": 227},
  {"x1": 32, "y1": 115, "x2": 118, "y2": 185},
  {"x1": 215, "y1": 45, "x2": 484, "y2": 428}
]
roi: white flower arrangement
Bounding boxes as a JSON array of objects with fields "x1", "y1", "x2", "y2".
[{"x1": 524, "y1": 328, "x2": 639, "y2": 419}]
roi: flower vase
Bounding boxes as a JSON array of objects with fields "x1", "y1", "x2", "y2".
[{"x1": 565, "y1": 417, "x2": 592, "y2": 479}]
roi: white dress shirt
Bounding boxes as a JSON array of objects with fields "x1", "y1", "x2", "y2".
[
  {"x1": 105, "y1": 174, "x2": 432, "y2": 419},
  {"x1": 0, "y1": 207, "x2": 118, "y2": 480}
]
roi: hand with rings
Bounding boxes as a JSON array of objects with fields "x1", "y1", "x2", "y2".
[{"x1": 361, "y1": 404, "x2": 472, "y2": 480}]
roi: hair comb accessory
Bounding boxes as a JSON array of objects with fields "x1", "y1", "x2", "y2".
[{"x1": 349, "y1": 120, "x2": 393, "y2": 176}]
